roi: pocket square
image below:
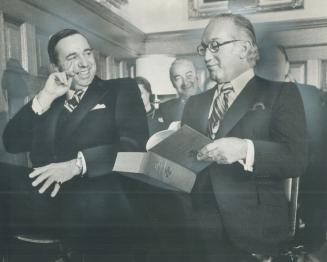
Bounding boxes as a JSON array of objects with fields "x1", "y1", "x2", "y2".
[
  {"x1": 251, "y1": 102, "x2": 265, "y2": 111},
  {"x1": 91, "y1": 104, "x2": 106, "y2": 111}
]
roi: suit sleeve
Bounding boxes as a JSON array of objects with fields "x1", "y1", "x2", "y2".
[
  {"x1": 82, "y1": 79, "x2": 149, "y2": 178},
  {"x1": 3, "y1": 100, "x2": 39, "y2": 153},
  {"x1": 253, "y1": 83, "x2": 308, "y2": 178}
]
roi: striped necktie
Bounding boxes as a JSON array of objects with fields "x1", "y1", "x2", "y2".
[
  {"x1": 64, "y1": 89, "x2": 84, "y2": 112},
  {"x1": 207, "y1": 82, "x2": 234, "y2": 139}
]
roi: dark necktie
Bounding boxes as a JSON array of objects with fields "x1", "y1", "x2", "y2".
[
  {"x1": 64, "y1": 89, "x2": 84, "y2": 112},
  {"x1": 207, "y1": 83, "x2": 234, "y2": 139}
]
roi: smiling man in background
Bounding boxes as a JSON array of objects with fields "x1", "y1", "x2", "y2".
[{"x1": 160, "y1": 58, "x2": 200, "y2": 128}]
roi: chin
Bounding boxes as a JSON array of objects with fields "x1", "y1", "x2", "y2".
[{"x1": 75, "y1": 77, "x2": 94, "y2": 87}]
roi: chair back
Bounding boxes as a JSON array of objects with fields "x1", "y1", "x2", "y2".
[{"x1": 284, "y1": 177, "x2": 300, "y2": 238}]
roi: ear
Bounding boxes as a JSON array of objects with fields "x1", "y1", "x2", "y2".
[{"x1": 238, "y1": 41, "x2": 251, "y2": 60}]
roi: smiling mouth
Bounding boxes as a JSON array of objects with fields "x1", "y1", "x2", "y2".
[
  {"x1": 77, "y1": 70, "x2": 91, "y2": 78},
  {"x1": 206, "y1": 64, "x2": 219, "y2": 69}
]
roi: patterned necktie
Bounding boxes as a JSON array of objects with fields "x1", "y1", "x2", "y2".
[
  {"x1": 207, "y1": 82, "x2": 234, "y2": 139},
  {"x1": 64, "y1": 89, "x2": 84, "y2": 112}
]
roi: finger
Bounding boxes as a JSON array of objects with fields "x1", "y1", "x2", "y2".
[
  {"x1": 51, "y1": 183, "x2": 61, "y2": 198},
  {"x1": 67, "y1": 77, "x2": 73, "y2": 88},
  {"x1": 53, "y1": 73, "x2": 67, "y2": 86},
  {"x1": 58, "y1": 72, "x2": 68, "y2": 86},
  {"x1": 197, "y1": 145, "x2": 209, "y2": 159},
  {"x1": 205, "y1": 140, "x2": 221, "y2": 151},
  {"x1": 198, "y1": 146, "x2": 220, "y2": 161},
  {"x1": 29, "y1": 166, "x2": 49, "y2": 178},
  {"x1": 197, "y1": 143, "x2": 217, "y2": 159},
  {"x1": 32, "y1": 170, "x2": 52, "y2": 187},
  {"x1": 65, "y1": 62, "x2": 75, "y2": 78},
  {"x1": 38, "y1": 177, "x2": 55, "y2": 194}
]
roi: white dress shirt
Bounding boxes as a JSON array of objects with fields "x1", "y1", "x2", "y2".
[{"x1": 208, "y1": 69, "x2": 255, "y2": 172}]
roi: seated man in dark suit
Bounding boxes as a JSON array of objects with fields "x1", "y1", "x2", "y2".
[
  {"x1": 182, "y1": 14, "x2": 308, "y2": 261},
  {"x1": 0, "y1": 28, "x2": 148, "y2": 259},
  {"x1": 160, "y1": 58, "x2": 200, "y2": 128}
]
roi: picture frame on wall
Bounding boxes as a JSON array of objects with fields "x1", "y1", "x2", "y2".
[{"x1": 188, "y1": 0, "x2": 304, "y2": 19}]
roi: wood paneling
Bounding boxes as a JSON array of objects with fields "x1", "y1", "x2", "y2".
[
  {"x1": 21, "y1": 23, "x2": 37, "y2": 76},
  {"x1": 290, "y1": 61, "x2": 307, "y2": 84},
  {"x1": 4, "y1": 19, "x2": 22, "y2": 63},
  {"x1": 36, "y1": 31, "x2": 50, "y2": 77}
]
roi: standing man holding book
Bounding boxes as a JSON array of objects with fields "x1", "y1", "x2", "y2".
[{"x1": 182, "y1": 14, "x2": 308, "y2": 261}]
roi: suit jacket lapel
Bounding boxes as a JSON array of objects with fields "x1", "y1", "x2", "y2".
[
  {"x1": 60, "y1": 77, "x2": 110, "y2": 139},
  {"x1": 197, "y1": 88, "x2": 215, "y2": 135},
  {"x1": 215, "y1": 76, "x2": 263, "y2": 138}
]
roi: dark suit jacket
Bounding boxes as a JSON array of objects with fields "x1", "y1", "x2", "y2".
[
  {"x1": 182, "y1": 76, "x2": 308, "y2": 254},
  {"x1": 160, "y1": 98, "x2": 185, "y2": 128},
  {"x1": 146, "y1": 107, "x2": 166, "y2": 136},
  {"x1": 296, "y1": 84, "x2": 327, "y2": 236},
  {"x1": 3, "y1": 76, "x2": 148, "y2": 178}
]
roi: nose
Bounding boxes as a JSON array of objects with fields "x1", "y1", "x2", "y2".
[
  {"x1": 78, "y1": 55, "x2": 88, "y2": 67},
  {"x1": 204, "y1": 48, "x2": 213, "y2": 63}
]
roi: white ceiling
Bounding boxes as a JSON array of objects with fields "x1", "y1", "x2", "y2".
[{"x1": 112, "y1": 0, "x2": 327, "y2": 33}]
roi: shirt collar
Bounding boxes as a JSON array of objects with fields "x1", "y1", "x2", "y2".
[
  {"x1": 66, "y1": 87, "x2": 88, "y2": 100},
  {"x1": 230, "y1": 68, "x2": 254, "y2": 97}
]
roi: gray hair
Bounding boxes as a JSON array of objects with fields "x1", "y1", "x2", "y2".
[{"x1": 209, "y1": 14, "x2": 260, "y2": 67}]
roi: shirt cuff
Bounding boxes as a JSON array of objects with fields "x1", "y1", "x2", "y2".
[
  {"x1": 238, "y1": 139, "x2": 254, "y2": 172},
  {"x1": 32, "y1": 96, "x2": 50, "y2": 115},
  {"x1": 77, "y1": 151, "x2": 87, "y2": 175},
  {"x1": 32, "y1": 96, "x2": 44, "y2": 115}
]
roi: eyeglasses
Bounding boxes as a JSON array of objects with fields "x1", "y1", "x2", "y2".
[{"x1": 197, "y1": 39, "x2": 245, "y2": 56}]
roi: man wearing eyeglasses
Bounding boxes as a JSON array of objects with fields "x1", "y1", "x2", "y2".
[{"x1": 182, "y1": 14, "x2": 308, "y2": 261}]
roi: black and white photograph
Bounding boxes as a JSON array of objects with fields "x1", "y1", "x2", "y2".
[{"x1": 0, "y1": 0, "x2": 326, "y2": 261}]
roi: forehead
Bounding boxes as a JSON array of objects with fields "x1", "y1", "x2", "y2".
[
  {"x1": 55, "y1": 34, "x2": 91, "y2": 56},
  {"x1": 202, "y1": 19, "x2": 236, "y2": 43},
  {"x1": 171, "y1": 62, "x2": 195, "y2": 75}
]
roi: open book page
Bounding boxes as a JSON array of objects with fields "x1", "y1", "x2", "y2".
[{"x1": 149, "y1": 125, "x2": 212, "y2": 173}]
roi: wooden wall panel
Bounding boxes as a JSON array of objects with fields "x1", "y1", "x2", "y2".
[
  {"x1": 4, "y1": 20, "x2": 22, "y2": 63},
  {"x1": 36, "y1": 31, "x2": 50, "y2": 78}
]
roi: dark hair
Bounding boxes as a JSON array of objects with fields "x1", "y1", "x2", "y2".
[
  {"x1": 135, "y1": 76, "x2": 152, "y2": 95},
  {"x1": 48, "y1": 28, "x2": 83, "y2": 65}
]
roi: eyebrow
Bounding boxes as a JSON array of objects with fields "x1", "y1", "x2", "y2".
[
  {"x1": 201, "y1": 38, "x2": 222, "y2": 45},
  {"x1": 65, "y1": 52, "x2": 77, "y2": 60},
  {"x1": 65, "y1": 48, "x2": 93, "y2": 59},
  {"x1": 173, "y1": 70, "x2": 194, "y2": 77}
]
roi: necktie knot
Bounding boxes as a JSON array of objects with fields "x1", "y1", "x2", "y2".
[
  {"x1": 207, "y1": 83, "x2": 234, "y2": 139},
  {"x1": 219, "y1": 82, "x2": 234, "y2": 95},
  {"x1": 64, "y1": 89, "x2": 85, "y2": 112}
]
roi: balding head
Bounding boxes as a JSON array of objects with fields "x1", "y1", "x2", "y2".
[
  {"x1": 169, "y1": 58, "x2": 199, "y2": 99},
  {"x1": 200, "y1": 13, "x2": 259, "y2": 83}
]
